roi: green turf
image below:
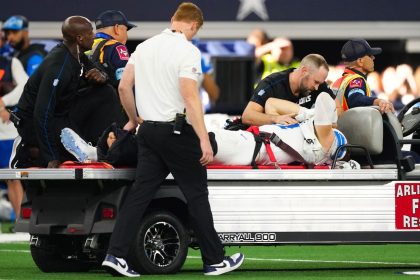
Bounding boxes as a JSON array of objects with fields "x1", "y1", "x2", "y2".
[
  {"x1": 1, "y1": 221, "x2": 14, "y2": 233},
  {"x1": 1, "y1": 242, "x2": 420, "y2": 279}
]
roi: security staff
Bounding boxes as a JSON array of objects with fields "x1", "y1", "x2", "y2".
[
  {"x1": 102, "y1": 3, "x2": 244, "y2": 277},
  {"x1": 2, "y1": 15, "x2": 47, "y2": 76},
  {"x1": 331, "y1": 39, "x2": 394, "y2": 116},
  {"x1": 87, "y1": 10, "x2": 136, "y2": 88},
  {"x1": 71, "y1": 10, "x2": 136, "y2": 141}
]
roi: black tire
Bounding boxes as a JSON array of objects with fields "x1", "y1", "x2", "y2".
[
  {"x1": 30, "y1": 235, "x2": 91, "y2": 272},
  {"x1": 128, "y1": 211, "x2": 189, "y2": 274}
]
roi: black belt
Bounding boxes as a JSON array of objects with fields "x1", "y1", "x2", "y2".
[{"x1": 143, "y1": 120, "x2": 175, "y2": 125}]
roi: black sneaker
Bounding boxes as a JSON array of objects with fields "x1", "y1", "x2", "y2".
[
  {"x1": 102, "y1": 254, "x2": 140, "y2": 277},
  {"x1": 203, "y1": 253, "x2": 244, "y2": 276}
]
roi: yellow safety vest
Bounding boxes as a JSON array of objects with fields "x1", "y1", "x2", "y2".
[
  {"x1": 260, "y1": 53, "x2": 300, "y2": 80},
  {"x1": 85, "y1": 38, "x2": 119, "y2": 64}
]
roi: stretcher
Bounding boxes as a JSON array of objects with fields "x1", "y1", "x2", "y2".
[{"x1": 1, "y1": 106, "x2": 420, "y2": 274}]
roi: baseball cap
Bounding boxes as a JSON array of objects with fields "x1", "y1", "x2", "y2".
[
  {"x1": 341, "y1": 39, "x2": 382, "y2": 62},
  {"x1": 95, "y1": 10, "x2": 136, "y2": 30},
  {"x1": 2, "y1": 15, "x2": 28, "y2": 31}
]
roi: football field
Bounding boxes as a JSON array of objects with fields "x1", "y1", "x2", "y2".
[{"x1": 1, "y1": 240, "x2": 420, "y2": 280}]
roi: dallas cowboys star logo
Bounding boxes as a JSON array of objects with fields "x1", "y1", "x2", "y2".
[{"x1": 237, "y1": 0, "x2": 269, "y2": 21}]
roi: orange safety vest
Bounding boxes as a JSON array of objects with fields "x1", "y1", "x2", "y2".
[{"x1": 331, "y1": 70, "x2": 371, "y2": 112}]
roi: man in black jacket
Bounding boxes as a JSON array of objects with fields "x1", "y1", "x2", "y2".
[{"x1": 11, "y1": 16, "x2": 106, "y2": 168}]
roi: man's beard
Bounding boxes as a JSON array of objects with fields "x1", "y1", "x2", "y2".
[
  {"x1": 298, "y1": 77, "x2": 311, "y2": 97},
  {"x1": 12, "y1": 39, "x2": 25, "y2": 51}
]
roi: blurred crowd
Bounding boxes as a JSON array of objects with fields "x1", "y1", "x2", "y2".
[
  {"x1": 246, "y1": 28, "x2": 420, "y2": 113},
  {"x1": 328, "y1": 64, "x2": 420, "y2": 112}
]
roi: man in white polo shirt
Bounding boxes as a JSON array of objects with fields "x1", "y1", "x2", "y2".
[{"x1": 101, "y1": 2, "x2": 244, "y2": 277}]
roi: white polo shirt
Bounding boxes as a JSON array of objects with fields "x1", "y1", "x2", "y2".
[{"x1": 128, "y1": 29, "x2": 202, "y2": 122}]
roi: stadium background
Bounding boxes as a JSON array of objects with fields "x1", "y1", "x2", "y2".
[
  {"x1": 2, "y1": 0, "x2": 420, "y2": 114},
  {"x1": 1, "y1": 0, "x2": 420, "y2": 69}
]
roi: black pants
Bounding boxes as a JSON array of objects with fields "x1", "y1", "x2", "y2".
[
  {"x1": 13, "y1": 115, "x2": 74, "y2": 167},
  {"x1": 107, "y1": 122, "x2": 224, "y2": 265}
]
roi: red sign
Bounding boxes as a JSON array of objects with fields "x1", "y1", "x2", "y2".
[
  {"x1": 116, "y1": 45, "x2": 129, "y2": 61},
  {"x1": 395, "y1": 183, "x2": 420, "y2": 229}
]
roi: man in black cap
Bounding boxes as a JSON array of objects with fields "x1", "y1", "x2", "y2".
[
  {"x1": 331, "y1": 38, "x2": 394, "y2": 116},
  {"x1": 2, "y1": 15, "x2": 47, "y2": 76},
  {"x1": 87, "y1": 10, "x2": 136, "y2": 88},
  {"x1": 70, "y1": 11, "x2": 137, "y2": 143}
]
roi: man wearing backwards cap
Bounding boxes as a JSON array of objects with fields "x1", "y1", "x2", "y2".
[
  {"x1": 332, "y1": 39, "x2": 394, "y2": 116},
  {"x1": 86, "y1": 10, "x2": 136, "y2": 88},
  {"x1": 2, "y1": 15, "x2": 47, "y2": 76}
]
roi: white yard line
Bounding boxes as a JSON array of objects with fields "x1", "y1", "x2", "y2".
[
  {"x1": 0, "y1": 233, "x2": 30, "y2": 243},
  {"x1": 402, "y1": 271, "x2": 420, "y2": 275},
  {"x1": 187, "y1": 256, "x2": 420, "y2": 266},
  {"x1": 0, "y1": 249, "x2": 29, "y2": 253}
]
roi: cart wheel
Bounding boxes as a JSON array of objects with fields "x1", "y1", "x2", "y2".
[
  {"x1": 30, "y1": 235, "x2": 91, "y2": 272},
  {"x1": 129, "y1": 211, "x2": 189, "y2": 274}
]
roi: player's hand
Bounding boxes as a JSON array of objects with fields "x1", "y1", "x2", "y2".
[
  {"x1": 199, "y1": 138, "x2": 214, "y2": 166},
  {"x1": 273, "y1": 113, "x2": 298, "y2": 125},
  {"x1": 85, "y1": 69, "x2": 108, "y2": 84}
]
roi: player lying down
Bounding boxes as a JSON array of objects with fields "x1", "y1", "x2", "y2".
[{"x1": 61, "y1": 92, "x2": 347, "y2": 166}]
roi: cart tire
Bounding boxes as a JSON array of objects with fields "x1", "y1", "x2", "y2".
[
  {"x1": 129, "y1": 211, "x2": 189, "y2": 274},
  {"x1": 30, "y1": 236, "x2": 91, "y2": 272}
]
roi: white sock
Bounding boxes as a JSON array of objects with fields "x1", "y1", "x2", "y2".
[
  {"x1": 314, "y1": 92, "x2": 337, "y2": 125},
  {"x1": 295, "y1": 107, "x2": 315, "y2": 122}
]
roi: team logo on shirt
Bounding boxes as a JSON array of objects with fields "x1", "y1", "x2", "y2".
[
  {"x1": 192, "y1": 67, "x2": 197, "y2": 73},
  {"x1": 116, "y1": 45, "x2": 129, "y2": 60},
  {"x1": 298, "y1": 95, "x2": 311, "y2": 105},
  {"x1": 349, "y1": 79, "x2": 363, "y2": 88}
]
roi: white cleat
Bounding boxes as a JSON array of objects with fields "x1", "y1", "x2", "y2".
[{"x1": 60, "y1": 128, "x2": 98, "y2": 162}]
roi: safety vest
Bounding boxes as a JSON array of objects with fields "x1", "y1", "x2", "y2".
[
  {"x1": 260, "y1": 53, "x2": 300, "y2": 80},
  {"x1": 85, "y1": 38, "x2": 120, "y2": 87},
  {"x1": 86, "y1": 38, "x2": 119, "y2": 64},
  {"x1": 333, "y1": 73, "x2": 371, "y2": 112}
]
